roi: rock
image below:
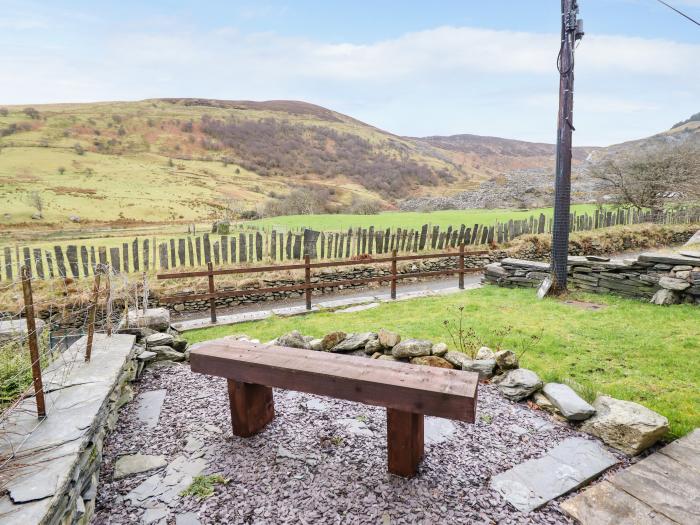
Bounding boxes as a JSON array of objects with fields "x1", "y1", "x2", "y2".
[
  {"x1": 146, "y1": 332, "x2": 174, "y2": 348},
  {"x1": 377, "y1": 355, "x2": 397, "y2": 362},
  {"x1": 685, "y1": 229, "x2": 700, "y2": 246},
  {"x1": 31, "y1": 213, "x2": 42, "y2": 220},
  {"x1": 0, "y1": 318, "x2": 46, "y2": 344},
  {"x1": 321, "y1": 331, "x2": 347, "y2": 351},
  {"x1": 462, "y1": 359, "x2": 497, "y2": 379},
  {"x1": 171, "y1": 337, "x2": 188, "y2": 352},
  {"x1": 331, "y1": 332, "x2": 376, "y2": 352},
  {"x1": 364, "y1": 338, "x2": 382, "y2": 355},
  {"x1": 391, "y1": 339, "x2": 432, "y2": 358},
  {"x1": 494, "y1": 350, "x2": 518, "y2": 370},
  {"x1": 532, "y1": 392, "x2": 559, "y2": 415},
  {"x1": 370, "y1": 352, "x2": 382, "y2": 359},
  {"x1": 378, "y1": 329, "x2": 401, "y2": 348},
  {"x1": 410, "y1": 356, "x2": 454, "y2": 369},
  {"x1": 308, "y1": 338, "x2": 323, "y2": 351},
  {"x1": 443, "y1": 350, "x2": 471, "y2": 369},
  {"x1": 68, "y1": 215, "x2": 81, "y2": 223},
  {"x1": 492, "y1": 368, "x2": 543, "y2": 401},
  {"x1": 277, "y1": 330, "x2": 308, "y2": 349},
  {"x1": 127, "y1": 308, "x2": 171, "y2": 331},
  {"x1": 542, "y1": 383, "x2": 595, "y2": 421},
  {"x1": 114, "y1": 454, "x2": 167, "y2": 480},
  {"x1": 651, "y1": 289, "x2": 680, "y2": 305},
  {"x1": 485, "y1": 263, "x2": 507, "y2": 278},
  {"x1": 143, "y1": 507, "x2": 169, "y2": 524},
  {"x1": 118, "y1": 326, "x2": 157, "y2": 342},
  {"x1": 579, "y1": 396, "x2": 669, "y2": 455},
  {"x1": 476, "y1": 346, "x2": 495, "y2": 360},
  {"x1": 136, "y1": 350, "x2": 157, "y2": 362},
  {"x1": 175, "y1": 512, "x2": 201, "y2": 525},
  {"x1": 658, "y1": 276, "x2": 691, "y2": 291},
  {"x1": 151, "y1": 345, "x2": 186, "y2": 362},
  {"x1": 431, "y1": 342, "x2": 448, "y2": 357}
]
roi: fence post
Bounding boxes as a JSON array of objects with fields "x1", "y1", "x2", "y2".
[
  {"x1": 207, "y1": 262, "x2": 217, "y2": 323},
  {"x1": 458, "y1": 243, "x2": 465, "y2": 290},
  {"x1": 142, "y1": 272, "x2": 148, "y2": 314},
  {"x1": 85, "y1": 271, "x2": 101, "y2": 362},
  {"x1": 304, "y1": 255, "x2": 312, "y2": 310},
  {"x1": 391, "y1": 249, "x2": 397, "y2": 300},
  {"x1": 105, "y1": 270, "x2": 112, "y2": 336},
  {"x1": 20, "y1": 265, "x2": 46, "y2": 419}
]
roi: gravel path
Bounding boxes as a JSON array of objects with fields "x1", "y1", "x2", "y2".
[{"x1": 94, "y1": 363, "x2": 623, "y2": 525}]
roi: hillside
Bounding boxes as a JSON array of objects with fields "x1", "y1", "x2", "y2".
[{"x1": 0, "y1": 98, "x2": 695, "y2": 226}]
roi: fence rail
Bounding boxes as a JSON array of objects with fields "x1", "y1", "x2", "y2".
[
  {"x1": 157, "y1": 245, "x2": 487, "y2": 322},
  {"x1": 4, "y1": 206, "x2": 699, "y2": 280}
]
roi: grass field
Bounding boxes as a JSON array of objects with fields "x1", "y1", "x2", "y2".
[{"x1": 185, "y1": 286, "x2": 700, "y2": 439}]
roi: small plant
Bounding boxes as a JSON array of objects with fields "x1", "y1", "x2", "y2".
[
  {"x1": 355, "y1": 415, "x2": 368, "y2": 423},
  {"x1": 57, "y1": 166, "x2": 66, "y2": 175},
  {"x1": 489, "y1": 325, "x2": 513, "y2": 351},
  {"x1": 514, "y1": 328, "x2": 544, "y2": 361},
  {"x1": 180, "y1": 474, "x2": 229, "y2": 500},
  {"x1": 442, "y1": 306, "x2": 482, "y2": 358},
  {"x1": 480, "y1": 414, "x2": 493, "y2": 424},
  {"x1": 331, "y1": 435, "x2": 343, "y2": 446}
]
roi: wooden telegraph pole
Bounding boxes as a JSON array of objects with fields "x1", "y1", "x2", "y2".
[{"x1": 550, "y1": 0, "x2": 584, "y2": 293}]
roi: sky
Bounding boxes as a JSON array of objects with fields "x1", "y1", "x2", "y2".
[{"x1": 0, "y1": 0, "x2": 699, "y2": 146}]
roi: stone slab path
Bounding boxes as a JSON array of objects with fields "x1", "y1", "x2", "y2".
[
  {"x1": 561, "y1": 428, "x2": 700, "y2": 524},
  {"x1": 171, "y1": 278, "x2": 482, "y2": 332}
]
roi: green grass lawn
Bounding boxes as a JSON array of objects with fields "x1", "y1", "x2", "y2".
[
  {"x1": 242, "y1": 204, "x2": 603, "y2": 233},
  {"x1": 185, "y1": 286, "x2": 700, "y2": 439}
]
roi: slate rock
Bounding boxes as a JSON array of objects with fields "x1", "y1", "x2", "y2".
[
  {"x1": 146, "y1": 332, "x2": 174, "y2": 348},
  {"x1": 494, "y1": 350, "x2": 518, "y2": 370},
  {"x1": 658, "y1": 276, "x2": 690, "y2": 291},
  {"x1": 331, "y1": 332, "x2": 376, "y2": 352},
  {"x1": 532, "y1": 392, "x2": 559, "y2": 415},
  {"x1": 308, "y1": 338, "x2": 323, "y2": 351},
  {"x1": 118, "y1": 326, "x2": 157, "y2": 342},
  {"x1": 651, "y1": 289, "x2": 680, "y2": 305},
  {"x1": 151, "y1": 346, "x2": 186, "y2": 362},
  {"x1": 410, "y1": 356, "x2": 454, "y2": 369},
  {"x1": 580, "y1": 395, "x2": 669, "y2": 455},
  {"x1": 127, "y1": 308, "x2": 170, "y2": 331},
  {"x1": 378, "y1": 329, "x2": 401, "y2": 348},
  {"x1": 443, "y1": 350, "x2": 471, "y2": 369},
  {"x1": 431, "y1": 342, "x2": 448, "y2": 357},
  {"x1": 462, "y1": 359, "x2": 497, "y2": 380},
  {"x1": 171, "y1": 337, "x2": 188, "y2": 352},
  {"x1": 364, "y1": 338, "x2": 382, "y2": 354},
  {"x1": 542, "y1": 383, "x2": 595, "y2": 421},
  {"x1": 321, "y1": 331, "x2": 347, "y2": 351},
  {"x1": 114, "y1": 454, "x2": 167, "y2": 480},
  {"x1": 377, "y1": 355, "x2": 397, "y2": 362},
  {"x1": 277, "y1": 330, "x2": 308, "y2": 349},
  {"x1": 391, "y1": 338, "x2": 432, "y2": 358},
  {"x1": 492, "y1": 368, "x2": 543, "y2": 401},
  {"x1": 476, "y1": 346, "x2": 495, "y2": 360}
]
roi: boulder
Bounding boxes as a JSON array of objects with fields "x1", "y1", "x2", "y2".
[
  {"x1": 431, "y1": 342, "x2": 448, "y2": 357},
  {"x1": 126, "y1": 308, "x2": 170, "y2": 332},
  {"x1": 658, "y1": 276, "x2": 691, "y2": 291},
  {"x1": 151, "y1": 345, "x2": 186, "y2": 362},
  {"x1": 462, "y1": 359, "x2": 497, "y2": 380},
  {"x1": 118, "y1": 326, "x2": 157, "y2": 342},
  {"x1": 331, "y1": 332, "x2": 376, "y2": 352},
  {"x1": 171, "y1": 337, "x2": 188, "y2": 352},
  {"x1": 364, "y1": 338, "x2": 382, "y2": 355},
  {"x1": 377, "y1": 355, "x2": 397, "y2": 362},
  {"x1": 145, "y1": 332, "x2": 174, "y2": 348},
  {"x1": 378, "y1": 329, "x2": 401, "y2": 348},
  {"x1": 532, "y1": 392, "x2": 559, "y2": 415},
  {"x1": 579, "y1": 396, "x2": 669, "y2": 455},
  {"x1": 492, "y1": 368, "x2": 542, "y2": 401},
  {"x1": 308, "y1": 338, "x2": 323, "y2": 351},
  {"x1": 277, "y1": 330, "x2": 308, "y2": 349},
  {"x1": 494, "y1": 350, "x2": 518, "y2": 370},
  {"x1": 651, "y1": 289, "x2": 680, "y2": 305},
  {"x1": 321, "y1": 331, "x2": 347, "y2": 351},
  {"x1": 410, "y1": 356, "x2": 454, "y2": 369},
  {"x1": 542, "y1": 383, "x2": 595, "y2": 421},
  {"x1": 391, "y1": 339, "x2": 432, "y2": 359},
  {"x1": 370, "y1": 352, "x2": 382, "y2": 359},
  {"x1": 476, "y1": 346, "x2": 495, "y2": 360},
  {"x1": 443, "y1": 350, "x2": 471, "y2": 369}
]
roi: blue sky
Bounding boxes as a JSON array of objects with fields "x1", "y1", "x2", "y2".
[{"x1": 1, "y1": 0, "x2": 698, "y2": 146}]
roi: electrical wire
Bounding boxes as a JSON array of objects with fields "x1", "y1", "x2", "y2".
[{"x1": 655, "y1": 0, "x2": 700, "y2": 26}]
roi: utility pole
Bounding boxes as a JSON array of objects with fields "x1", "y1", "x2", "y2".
[{"x1": 550, "y1": 0, "x2": 584, "y2": 294}]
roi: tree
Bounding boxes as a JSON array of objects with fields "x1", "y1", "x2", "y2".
[
  {"x1": 26, "y1": 191, "x2": 44, "y2": 218},
  {"x1": 0, "y1": 108, "x2": 8, "y2": 117},
  {"x1": 23, "y1": 107, "x2": 40, "y2": 119},
  {"x1": 591, "y1": 143, "x2": 700, "y2": 218}
]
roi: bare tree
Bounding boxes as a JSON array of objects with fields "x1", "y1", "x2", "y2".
[
  {"x1": 26, "y1": 191, "x2": 44, "y2": 218},
  {"x1": 347, "y1": 195, "x2": 382, "y2": 215},
  {"x1": 591, "y1": 143, "x2": 700, "y2": 218}
]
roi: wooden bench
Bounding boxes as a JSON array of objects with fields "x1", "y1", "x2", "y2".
[{"x1": 190, "y1": 340, "x2": 478, "y2": 477}]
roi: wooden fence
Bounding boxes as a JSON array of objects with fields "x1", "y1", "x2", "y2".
[
  {"x1": 3, "y1": 206, "x2": 699, "y2": 281},
  {"x1": 157, "y1": 246, "x2": 487, "y2": 321}
]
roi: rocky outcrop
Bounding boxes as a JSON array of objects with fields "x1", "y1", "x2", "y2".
[{"x1": 580, "y1": 396, "x2": 669, "y2": 455}]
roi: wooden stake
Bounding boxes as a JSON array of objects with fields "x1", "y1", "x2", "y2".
[
  {"x1": 391, "y1": 249, "x2": 397, "y2": 300},
  {"x1": 20, "y1": 265, "x2": 46, "y2": 418},
  {"x1": 85, "y1": 272, "x2": 101, "y2": 362},
  {"x1": 459, "y1": 243, "x2": 465, "y2": 290},
  {"x1": 304, "y1": 255, "x2": 312, "y2": 310},
  {"x1": 207, "y1": 262, "x2": 217, "y2": 323}
]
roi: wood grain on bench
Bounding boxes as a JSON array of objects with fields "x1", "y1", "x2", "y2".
[{"x1": 190, "y1": 340, "x2": 478, "y2": 477}]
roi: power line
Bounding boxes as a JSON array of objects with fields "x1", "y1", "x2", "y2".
[{"x1": 655, "y1": 0, "x2": 700, "y2": 27}]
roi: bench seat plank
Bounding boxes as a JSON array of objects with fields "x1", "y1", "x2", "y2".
[{"x1": 190, "y1": 341, "x2": 478, "y2": 422}]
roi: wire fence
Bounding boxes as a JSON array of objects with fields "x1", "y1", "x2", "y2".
[{"x1": 0, "y1": 264, "x2": 145, "y2": 489}]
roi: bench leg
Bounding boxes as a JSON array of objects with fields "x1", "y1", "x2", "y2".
[
  {"x1": 386, "y1": 408, "x2": 424, "y2": 478},
  {"x1": 227, "y1": 380, "x2": 274, "y2": 437}
]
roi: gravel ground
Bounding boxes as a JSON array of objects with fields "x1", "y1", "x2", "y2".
[{"x1": 94, "y1": 363, "x2": 626, "y2": 525}]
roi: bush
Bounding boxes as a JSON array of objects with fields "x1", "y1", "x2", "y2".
[{"x1": 347, "y1": 196, "x2": 382, "y2": 215}]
